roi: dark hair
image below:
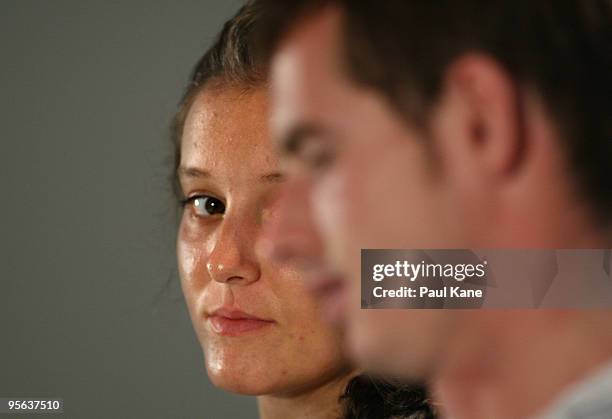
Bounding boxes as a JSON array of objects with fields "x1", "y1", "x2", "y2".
[
  {"x1": 341, "y1": 376, "x2": 436, "y2": 419},
  {"x1": 171, "y1": 2, "x2": 436, "y2": 418},
  {"x1": 256, "y1": 0, "x2": 612, "y2": 225}
]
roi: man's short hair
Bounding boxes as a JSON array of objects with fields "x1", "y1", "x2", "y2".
[{"x1": 257, "y1": 0, "x2": 612, "y2": 224}]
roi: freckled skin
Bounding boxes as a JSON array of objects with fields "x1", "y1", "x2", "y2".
[{"x1": 177, "y1": 87, "x2": 351, "y2": 397}]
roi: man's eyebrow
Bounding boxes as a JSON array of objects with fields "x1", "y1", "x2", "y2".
[
  {"x1": 279, "y1": 123, "x2": 328, "y2": 156},
  {"x1": 177, "y1": 166, "x2": 212, "y2": 179}
]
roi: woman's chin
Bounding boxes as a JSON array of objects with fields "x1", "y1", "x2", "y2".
[
  {"x1": 206, "y1": 370, "x2": 279, "y2": 396},
  {"x1": 203, "y1": 354, "x2": 277, "y2": 395}
]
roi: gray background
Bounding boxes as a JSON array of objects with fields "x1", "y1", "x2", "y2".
[{"x1": 0, "y1": 1, "x2": 257, "y2": 418}]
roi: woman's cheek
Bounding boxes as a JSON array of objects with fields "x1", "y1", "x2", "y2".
[
  {"x1": 177, "y1": 220, "x2": 218, "y2": 312},
  {"x1": 178, "y1": 213, "x2": 218, "y2": 274},
  {"x1": 177, "y1": 222, "x2": 218, "y2": 347}
]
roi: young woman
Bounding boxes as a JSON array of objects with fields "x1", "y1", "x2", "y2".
[{"x1": 172, "y1": 2, "x2": 435, "y2": 418}]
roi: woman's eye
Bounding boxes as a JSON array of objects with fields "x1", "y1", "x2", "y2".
[{"x1": 183, "y1": 195, "x2": 225, "y2": 217}]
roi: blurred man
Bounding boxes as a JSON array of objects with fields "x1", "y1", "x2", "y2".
[{"x1": 257, "y1": 1, "x2": 612, "y2": 418}]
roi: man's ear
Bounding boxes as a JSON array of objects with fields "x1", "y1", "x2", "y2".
[{"x1": 434, "y1": 54, "x2": 524, "y2": 180}]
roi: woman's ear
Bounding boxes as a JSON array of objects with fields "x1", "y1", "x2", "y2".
[{"x1": 434, "y1": 54, "x2": 525, "y2": 181}]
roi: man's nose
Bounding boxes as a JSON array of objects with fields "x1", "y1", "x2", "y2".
[{"x1": 257, "y1": 178, "x2": 323, "y2": 268}]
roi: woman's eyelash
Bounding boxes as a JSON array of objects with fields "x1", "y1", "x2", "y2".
[
  {"x1": 180, "y1": 194, "x2": 226, "y2": 217},
  {"x1": 180, "y1": 195, "x2": 213, "y2": 207}
]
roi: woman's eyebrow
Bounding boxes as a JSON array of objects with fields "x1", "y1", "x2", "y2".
[
  {"x1": 177, "y1": 166, "x2": 212, "y2": 180},
  {"x1": 260, "y1": 172, "x2": 285, "y2": 183},
  {"x1": 179, "y1": 167, "x2": 282, "y2": 183}
]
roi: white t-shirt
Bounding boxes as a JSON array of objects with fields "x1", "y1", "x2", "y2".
[{"x1": 533, "y1": 360, "x2": 612, "y2": 419}]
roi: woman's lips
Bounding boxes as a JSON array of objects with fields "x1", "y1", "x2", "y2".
[{"x1": 207, "y1": 308, "x2": 275, "y2": 336}]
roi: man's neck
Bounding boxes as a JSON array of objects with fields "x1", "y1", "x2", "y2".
[
  {"x1": 434, "y1": 311, "x2": 612, "y2": 419},
  {"x1": 257, "y1": 371, "x2": 355, "y2": 419}
]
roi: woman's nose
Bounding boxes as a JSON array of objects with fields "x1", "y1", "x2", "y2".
[
  {"x1": 257, "y1": 178, "x2": 323, "y2": 269},
  {"x1": 207, "y1": 219, "x2": 261, "y2": 285}
]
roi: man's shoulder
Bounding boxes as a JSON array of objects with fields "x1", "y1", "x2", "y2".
[{"x1": 534, "y1": 360, "x2": 612, "y2": 419}]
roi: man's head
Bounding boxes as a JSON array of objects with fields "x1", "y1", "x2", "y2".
[{"x1": 258, "y1": 0, "x2": 612, "y2": 378}]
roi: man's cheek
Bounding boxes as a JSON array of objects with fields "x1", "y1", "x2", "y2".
[{"x1": 311, "y1": 171, "x2": 354, "y2": 262}]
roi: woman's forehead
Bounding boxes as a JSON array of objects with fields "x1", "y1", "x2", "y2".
[{"x1": 180, "y1": 87, "x2": 278, "y2": 175}]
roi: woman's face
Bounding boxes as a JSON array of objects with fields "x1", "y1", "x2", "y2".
[{"x1": 177, "y1": 87, "x2": 349, "y2": 395}]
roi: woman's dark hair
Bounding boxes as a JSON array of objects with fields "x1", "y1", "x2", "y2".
[
  {"x1": 171, "y1": 1, "x2": 436, "y2": 418},
  {"x1": 340, "y1": 376, "x2": 436, "y2": 419}
]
